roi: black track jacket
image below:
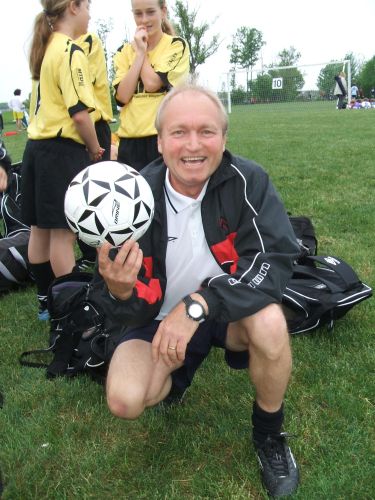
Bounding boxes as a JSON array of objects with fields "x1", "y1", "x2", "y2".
[{"x1": 96, "y1": 150, "x2": 300, "y2": 326}]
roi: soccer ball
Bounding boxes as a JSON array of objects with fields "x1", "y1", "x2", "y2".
[{"x1": 64, "y1": 161, "x2": 154, "y2": 247}]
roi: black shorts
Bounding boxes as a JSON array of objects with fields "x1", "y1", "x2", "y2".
[
  {"x1": 118, "y1": 135, "x2": 160, "y2": 172},
  {"x1": 21, "y1": 138, "x2": 90, "y2": 228},
  {"x1": 95, "y1": 119, "x2": 111, "y2": 161},
  {"x1": 117, "y1": 320, "x2": 249, "y2": 386}
]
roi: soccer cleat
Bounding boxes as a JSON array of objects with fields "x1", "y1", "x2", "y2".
[
  {"x1": 75, "y1": 257, "x2": 96, "y2": 272},
  {"x1": 254, "y1": 432, "x2": 299, "y2": 497}
]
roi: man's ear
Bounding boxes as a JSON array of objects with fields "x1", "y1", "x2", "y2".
[
  {"x1": 223, "y1": 134, "x2": 227, "y2": 152},
  {"x1": 157, "y1": 136, "x2": 162, "y2": 154}
]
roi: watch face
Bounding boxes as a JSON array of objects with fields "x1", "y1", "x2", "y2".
[{"x1": 189, "y1": 303, "x2": 204, "y2": 319}]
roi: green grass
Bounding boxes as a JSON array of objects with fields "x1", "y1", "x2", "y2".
[{"x1": 1, "y1": 103, "x2": 374, "y2": 499}]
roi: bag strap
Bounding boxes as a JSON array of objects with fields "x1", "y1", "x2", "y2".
[
  {"x1": 19, "y1": 346, "x2": 53, "y2": 368},
  {"x1": 304, "y1": 255, "x2": 360, "y2": 290}
]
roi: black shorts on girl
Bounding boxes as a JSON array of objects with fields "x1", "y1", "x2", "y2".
[
  {"x1": 118, "y1": 135, "x2": 160, "y2": 172},
  {"x1": 21, "y1": 138, "x2": 90, "y2": 228},
  {"x1": 117, "y1": 319, "x2": 249, "y2": 387}
]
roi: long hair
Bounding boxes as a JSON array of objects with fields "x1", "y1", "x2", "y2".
[
  {"x1": 159, "y1": 0, "x2": 175, "y2": 36},
  {"x1": 29, "y1": 0, "x2": 83, "y2": 80}
]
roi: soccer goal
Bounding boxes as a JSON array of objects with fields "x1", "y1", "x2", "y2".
[{"x1": 217, "y1": 60, "x2": 351, "y2": 112}]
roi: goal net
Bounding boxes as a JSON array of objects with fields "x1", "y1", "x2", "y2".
[{"x1": 217, "y1": 60, "x2": 351, "y2": 112}]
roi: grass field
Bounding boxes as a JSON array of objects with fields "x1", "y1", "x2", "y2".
[{"x1": 0, "y1": 104, "x2": 374, "y2": 499}]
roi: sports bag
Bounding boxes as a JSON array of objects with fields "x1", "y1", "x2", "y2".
[
  {"x1": 19, "y1": 272, "x2": 121, "y2": 383},
  {"x1": 0, "y1": 163, "x2": 33, "y2": 293},
  {"x1": 288, "y1": 215, "x2": 318, "y2": 259},
  {"x1": 0, "y1": 232, "x2": 31, "y2": 293},
  {"x1": 283, "y1": 255, "x2": 372, "y2": 334}
]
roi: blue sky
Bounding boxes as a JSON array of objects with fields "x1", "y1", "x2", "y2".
[{"x1": 2, "y1": 0, "x2": 374, "y2": 102}]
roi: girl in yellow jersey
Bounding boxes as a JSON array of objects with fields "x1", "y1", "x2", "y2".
[
  {"x1": 22, "y1": 0, "x2": 104, "y2": 320},
  {"x1": 113, "y1": 0, "x2": 190, "y2": 172}
]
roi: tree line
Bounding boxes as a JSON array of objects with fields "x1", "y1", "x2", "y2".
[{"x1": 96, "y1": 1, "x2": 375, "y2": 106}]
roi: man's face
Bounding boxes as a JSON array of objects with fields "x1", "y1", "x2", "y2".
[{"x1": 157, "y1": 91, "x2": 227, "y2": 198}]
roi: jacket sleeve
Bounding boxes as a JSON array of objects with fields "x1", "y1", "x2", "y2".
[
  {"x1": 89, "y1": 256, "x2": 164, "y2": 327},
  {"x1": 198, "y1": 166, "x2": 300, "y2": 323}
]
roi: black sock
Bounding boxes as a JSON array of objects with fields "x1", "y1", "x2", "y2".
[
  {"x1": 252, "y1": 400, "x2": 284, "y2": 445},
  {"x1": 29, "y1": 261, "x2": 55, "y2": 311},
  {"x1": 77, "y1": 239, "x2": 97, "y2": 263}
]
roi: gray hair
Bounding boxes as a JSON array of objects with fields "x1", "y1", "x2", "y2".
[{"x1": 155, "y1": 84, "x2": 228, "y2": 135}]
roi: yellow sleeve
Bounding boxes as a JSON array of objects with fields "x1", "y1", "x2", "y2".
[
  {"x1": 112, "y1": 43, "x2": 132, "y2": 90},
  {"x1": 153, "y1": 37, "x2": 190, "y2": 88},
  {"x1": 59, "y1": 42, "x2": 96, "y2": 117}
]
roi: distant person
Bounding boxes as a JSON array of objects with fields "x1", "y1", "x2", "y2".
[
  {"x1": 350, "y1": 83, "x2": 358, "y2": 99},
  {"x1": 22, "y1": 0, "x2": 104, "y2": 320},
  {"x1": 113, "y1": 0, "x2": 190, "y2": 171},
  {"x1": 361, "y1": 98, "x2": 371, "y2": 109},
  {"x1": 334, "y1": 72, "x2": 347, "y2": 109},
  {"x1": 8, "y1": 89, "x2": 25, "y2": 132},
  {"x1": 0, "y1": 111, "x2": 3, "y2": 135},
  {"x1": 371, "y1": 87, "x2": 375, "y2": 99}
]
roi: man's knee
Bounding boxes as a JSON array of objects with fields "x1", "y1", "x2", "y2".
[
  {"x1": 106, "y1": 382, "x2": 146, "y2": 420},
  {"x1": 245, "y1": 304, "x2": 289, "y2": 360}
]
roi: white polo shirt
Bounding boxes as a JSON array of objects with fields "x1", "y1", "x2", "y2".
[{"x1": 156, "y1": 171, "x2": 223, "y2": 320}]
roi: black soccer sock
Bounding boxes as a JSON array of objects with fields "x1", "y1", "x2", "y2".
[
  {"x1": 29, "y1": 261, "x2": 55, "y2": 311},
  {"x1": 77, "y1": 239, "x2": 97, "y2": 263},
  {"x1": 252, "y1": 400, "x2": 284, "y2": 445}
]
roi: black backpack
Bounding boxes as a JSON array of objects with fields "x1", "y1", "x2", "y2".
[
  {"x1": 283, "y1": 255, "x2": 372, "y2": 334},
  {"x1": 19, "y1": 272, "x2": 121, "y2": 383},
  {"x1": 0, "y1": 162, "x2": 33, "y2": 293},
  {"x1": 288, "y1": 215, "x2": 318, "y2": 259}
]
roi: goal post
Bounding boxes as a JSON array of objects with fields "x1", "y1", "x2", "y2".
[{"x1": 218, "y1": 60, "x2": 351, "y2": 112}]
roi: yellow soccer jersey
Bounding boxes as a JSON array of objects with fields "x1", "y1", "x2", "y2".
[
  {"x1": 77, "y1": 32, "x2": 113, "y2": 123},
  {"x1": 28, "y1": 32, "x2": 96, "y2": 144},
  {"x1": 113, "y1": 33, "x2": 190, "y2": 138}
]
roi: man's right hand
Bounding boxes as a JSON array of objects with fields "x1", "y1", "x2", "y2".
[{"x1": 98, "y1": 240, "x2": 143, "y2": 301}]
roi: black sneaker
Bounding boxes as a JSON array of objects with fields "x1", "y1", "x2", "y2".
[
  {"x1": 75, "y1": 257, "x2": 96, "y2": 272},
  {"x1": 254, "y1": 432, "x2": 299, "y2": 497}
]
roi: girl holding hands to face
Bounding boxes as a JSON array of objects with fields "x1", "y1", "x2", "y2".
[{"x1": 113, "y1": 0, "x2": 190, "y2": 171}]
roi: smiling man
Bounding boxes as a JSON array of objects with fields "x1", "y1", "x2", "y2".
[{"x1": 97, "y1": 84, "x2": 300, "y2": 497}]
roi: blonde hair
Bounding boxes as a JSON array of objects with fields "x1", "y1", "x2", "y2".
[
  {"x1": 155, "y1": 84, "x2": 228, "y2": 135},
  {"x1": 131, "y1": 0, "x2": 175, "y2": 36},
  {"x1": 159, "y1": 0, "x2": 175, "y2": 35},
  {"x1": 29, "y1": 0, "x2": 83, "y2": 80}
]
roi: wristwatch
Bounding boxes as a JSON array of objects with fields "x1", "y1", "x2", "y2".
[{"x1": 182, "y1": 295, "x2": 207, "y2": 322}]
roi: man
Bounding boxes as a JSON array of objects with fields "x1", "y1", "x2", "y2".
[
  {"x1": 351, "y1": 83, "x2": 358, "y2": 100},
  {"x1": 97, "y1": 84, "x2": 300, "y2": 497}
]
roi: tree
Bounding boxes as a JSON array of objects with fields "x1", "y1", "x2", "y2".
[
  {"x1": 172, "y1": 0, "x2": 221, "y2": 78},
  {"x1": 344, "y1": 52, "x2": 363, "y2": 84},
  {"x1": 358, "y1": 55, "x2": 375, "y2": 96},
  {"x1": 317, "y1": 62, "x2": 343, "y2": 98},
  {"x1": 95, "y1": 18, "x2": 114, "y2": 65},
  {"x1": 276, "y1": 46, "x2": 301, "y2": 66},
  {"x1": 228, "y1": 27, "x2": 265, "y2": 96},
  {"x1": 265, "y1": 47, "x2": 304, "y2": 102}
]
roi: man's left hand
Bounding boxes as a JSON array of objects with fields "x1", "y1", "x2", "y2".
[{"x1": 152, "y1": 303, "x2": 199, "y2": 368}]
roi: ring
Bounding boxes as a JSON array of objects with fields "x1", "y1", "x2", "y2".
[{"x1": 168, "y1": 346, "x2": 176, "y2": 350}]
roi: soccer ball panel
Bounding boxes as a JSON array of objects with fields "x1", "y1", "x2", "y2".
[{"x1": 64, "y1": 161, "x2": 154, "y2": 248}]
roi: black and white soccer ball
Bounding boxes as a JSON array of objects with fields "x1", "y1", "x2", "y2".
[{"x1": 64, "y1": 161, "x2": 154, "y2": 247}]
